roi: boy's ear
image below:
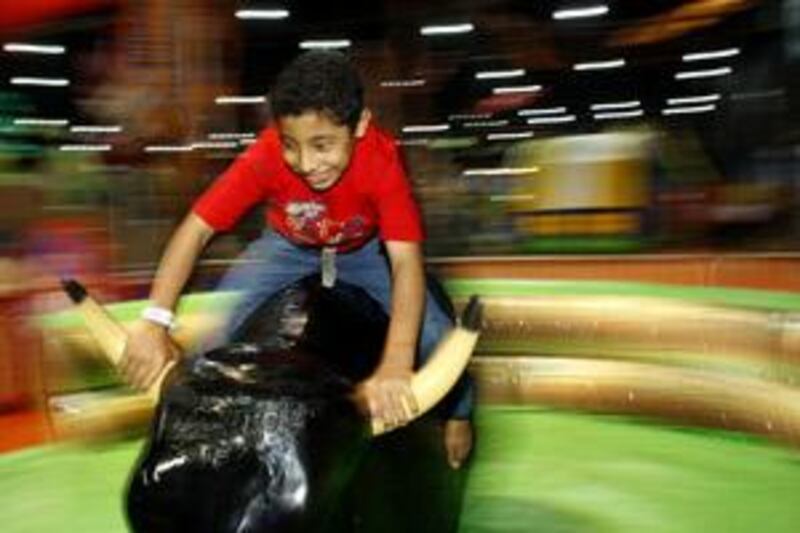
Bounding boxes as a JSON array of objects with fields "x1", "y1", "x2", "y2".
[{"x1": 355, "y1": 109, "x2": 372, "y2": 138}]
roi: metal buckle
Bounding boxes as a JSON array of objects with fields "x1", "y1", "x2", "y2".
[{"x1": 321, "y1": 246, "x2": 337, "y2": 288}]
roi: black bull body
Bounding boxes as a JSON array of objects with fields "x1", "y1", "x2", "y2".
[{"x1": 126, "y1": 276, "x2": 469, "y2": 533}]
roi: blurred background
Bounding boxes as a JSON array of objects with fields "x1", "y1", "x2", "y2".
[
  {"x1": 0, "y1": 0, "x2": 800, "y2": 422},
  {"x1": 1, "y1": 0, "x2": 799, "y2": 269},
  {"x1": 4, "y1": 4, "x2": 800, "y2": 531},
  {"x1": 1, "y1": 0, "x2": 800, "y2": 433}
]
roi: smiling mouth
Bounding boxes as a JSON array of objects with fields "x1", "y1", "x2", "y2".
[{"x1": 307, "y1": 173, "x2": 335, "y2": 187}]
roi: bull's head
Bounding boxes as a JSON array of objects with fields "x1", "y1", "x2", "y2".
[{"x1": 62, "y1": 276, "x2": 480, "y2": 533}]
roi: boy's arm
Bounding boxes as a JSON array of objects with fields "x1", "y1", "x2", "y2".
[
  {"x1": 361, "y1": 240, "x2": 425, "y2": 427},
  {"x1": 120, "y1": 212, "x2": 215, "y2": 389},
  {"x1": 380, "y1": 240, "x2": 425, "y2": 372}
]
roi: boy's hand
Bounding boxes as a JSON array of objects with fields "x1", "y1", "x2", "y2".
[
  {"x1": 358, "y1": 367, "x2": 418, "y2": 429},
  {"x1": 120, "y1": 320, "x2": 178, "y2": 390}
]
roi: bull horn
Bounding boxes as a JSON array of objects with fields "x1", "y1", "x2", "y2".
[
  {"x1": 61, "y1": 279, "x2": 171, "y2": 400},
  {"x1": 62, "y1": 279, "x2": 128, "y2": 366},
  {"x1": 371, "y1": 296, "x2": 482, "y2": 436}
]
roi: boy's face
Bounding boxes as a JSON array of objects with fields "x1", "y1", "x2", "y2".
[{"x1": 277, "y1": 109, "x2": 369, "y2": 192}]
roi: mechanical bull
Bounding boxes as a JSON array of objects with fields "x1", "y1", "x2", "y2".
[{"x1": 62, "y1": 276, "x2": 481, "y2": 533}]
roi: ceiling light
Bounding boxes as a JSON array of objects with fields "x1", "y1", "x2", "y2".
[
  {"x1": 463, "y1": 120, "x2": 509, "y2": 128},
  {"x1": 666, "y1": 94, "x2": 721, "y2": 105},
  {"x1": 593, "y1": 110, "x2": 644, "y2": 120},
  {"x1": 675, "y1": 67, "x2": 732, "y2": 80},
  {"x1": 380, "y1": 79, "x2": 426, "y2": 88},
  {"x1": 462, "y1": 167, "x2": 539, "y2": 176},
  {"x1": 420, "y1": 23, "x2": 474, "y2": 36},
  {"x1": 3, "y1": 43, "x2": 65, "y2": 54},
  {"x1": 208, "y1": 132, "x2": 256, "y2": 140},
  {"x1": 475, "y1": 69, "x2": 525, "y2": 80},
  {"x1": 492, "y1": 85, "x2": 542, "y2": 94},
  {"x1": 662, "y1": 104, "x2": 716, "y2": 115},
  {"x1": 527, "y1": 115, "x2": 576, "y2": 125},
  {"x1": 70, "y1": 125, "x2": 123, "y2": 133},
  {"x1": 13, "y1": 118, "x2": 69, "y2": 126},
  {"x1": 299, "y1": 39, "x2": 351, "y2": 49},
  {"x1": 517, "y1": 107, "x2": 568, "y2": 116},
  {"x1": 590, "y1": 100, "x2": 640, "y2": 111},
  {"x1": 235, "y1": 9, "x2": 289, "y2": 20},
  {"x1": 191, "y1": 141, "x2": 239, "y2": 150},
  {"x1": 214, "y1": 95, "x2": 267, "y2": 104},
  {"x1": 573, "y1": 58, "x2": 626, "y2": 71},
  {"x1": 486, "y1": 131, "x2": 534, "y2": 141},
  {"x1": 10, "y1": 77, "x2": 69, "y2": 87},
  {"x1": 449, "y1": 113, "x2": 492, "y2": 120},
  {"x1": 402, "y1": 124, "x2": 450, "y2": 133},
  {"x1": 144, "y1": 145, "x2": 193, "y2": 152},
  {"x1": 682, "y1": 48, "x2": 740, "y2": 62},
  {"x1": 59, "y1": 144, "x2": 111, "y2": 152},
  {"x1": 553, "y1": 5, "x2": 609, "y2": 20}
]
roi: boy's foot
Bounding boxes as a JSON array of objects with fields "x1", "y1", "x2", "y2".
[{"x1": 443, "y1": 419, "x2": 473, "y2": 470}]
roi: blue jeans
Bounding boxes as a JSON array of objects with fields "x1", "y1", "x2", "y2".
[{"x1": 215, "y1": 231, "x2": 474, "y2": 419}]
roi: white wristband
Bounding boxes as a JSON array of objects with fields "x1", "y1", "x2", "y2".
[{"x1": 141, "y1": 306, "x2": 177, "y2": 330}]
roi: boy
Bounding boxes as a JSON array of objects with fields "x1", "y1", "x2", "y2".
[{"x1": 121, "y1": 50, "x2": 474, "y2": 469}]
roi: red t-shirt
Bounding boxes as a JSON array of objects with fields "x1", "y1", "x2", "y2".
[{"x1": 193, "y1": 124, "x2": 423, "y2": 252}]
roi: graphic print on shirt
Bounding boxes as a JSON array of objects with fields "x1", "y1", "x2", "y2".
[{"x1": 284, "y1": 201, "x2": 368, "y2": 246}]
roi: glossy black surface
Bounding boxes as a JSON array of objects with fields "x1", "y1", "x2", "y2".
[{"x1": 126, "y1": 276, "x2": 465, "y2": 533}]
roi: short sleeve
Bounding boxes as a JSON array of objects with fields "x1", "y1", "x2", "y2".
[
  {"x1": 193, "y1": 141, "x2": 273, "y2": 231},
  {"x1": 373, "y1": 147, "x2": 424, "y2": 242}
]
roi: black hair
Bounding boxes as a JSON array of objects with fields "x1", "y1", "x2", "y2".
[{"x1": 270, "y1": 51, "x2": 364, "y2": 130}]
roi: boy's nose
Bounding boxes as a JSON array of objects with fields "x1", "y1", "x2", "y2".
[{"x1": 299, "y1": 151, "x2": 317, "y2": 174}]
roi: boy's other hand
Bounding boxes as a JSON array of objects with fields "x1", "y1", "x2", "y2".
[
  {"x1": 358, "y1": 367, "x2": 418, "y2": 429},
  {"x1": 444, "y1": 419, "x2": 473, "y2": 469},
  {"x1": 120, "y1": 320, "x2": 178, "y2": 390}
]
